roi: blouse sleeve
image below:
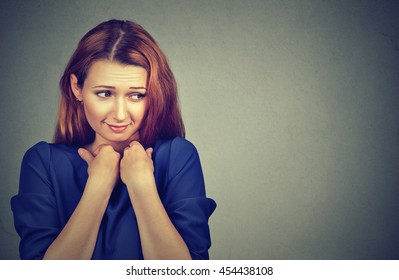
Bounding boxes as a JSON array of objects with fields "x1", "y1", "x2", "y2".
[
  {"x1": 10, "y1": 142, "x2": 61, "y2": 259},
  {"x1": 155, "y1": 138, "x2": 217, "y2": 260}
]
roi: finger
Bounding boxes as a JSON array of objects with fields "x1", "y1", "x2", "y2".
[
  {"x1": 123, "y1": 145, "x2": 130, "y2": 153},
  {"x1": 92, "y1": 145, "x2": 103, "y2": 157},
  {"x1": 129, "y1": 141, "x2": 142, "y2": 148},
  {"x1": 78, "y1": 148, "x2": 94, "y2": 164},
  {"x1": 146, "y1": 147, "x2": 153, "y2": 159},
  {"x1": 92, "y1": 144, "x2": 113, "y2": 156}
]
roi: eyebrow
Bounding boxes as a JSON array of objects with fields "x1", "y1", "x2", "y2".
[{"x1": 92, "y1": 85, "x2": 146, "y2": 90}]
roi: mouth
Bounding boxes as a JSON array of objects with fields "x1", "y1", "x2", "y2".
[{"x1": 105, "y1": 123, "x2": 132, "y2": 133}]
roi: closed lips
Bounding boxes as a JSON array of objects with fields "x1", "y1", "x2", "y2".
[{"x1": 106, "y1": 123, "x2": 131, "y2": 133}]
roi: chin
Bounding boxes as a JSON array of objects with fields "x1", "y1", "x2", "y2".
[{"x1": 111, "y1": 133, "x2": 139, "y2": 143}]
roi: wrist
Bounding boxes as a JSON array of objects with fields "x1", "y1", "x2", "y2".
[
  {"x1": 126, "y1": 175, "x2": 157, "y2": 202},
  {"x1": 85, "y1": 176, "x2": 115, "y2": 198}
]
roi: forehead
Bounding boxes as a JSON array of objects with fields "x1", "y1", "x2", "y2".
[{"x1": 85, "y1": 60, "x2": 147, "y2": 86}]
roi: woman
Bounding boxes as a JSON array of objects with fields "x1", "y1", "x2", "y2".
[{"x1": 11, "y1": 19, "x2": 216, "y2": 260}]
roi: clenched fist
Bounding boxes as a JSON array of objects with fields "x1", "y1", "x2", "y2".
[{"x1": 120, "y1": 141, "x2": 154, "y2": 194}]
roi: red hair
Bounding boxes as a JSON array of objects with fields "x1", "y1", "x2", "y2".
[{"x1": 53, "y1": 20, "x2": 185, "y2": 147}]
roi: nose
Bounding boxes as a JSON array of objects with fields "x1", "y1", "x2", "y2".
[{"x1": 113, "y1": 98, "x2": 127, "y2": 122}]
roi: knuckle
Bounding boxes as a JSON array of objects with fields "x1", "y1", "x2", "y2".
[
  {"x1": 130, "y1": 141, "x2": 141, "y2": 148},
  {"x1": 102, "y1": 145, "x2": 113, "y2": 151},
  {"x1": 123, "y1": 148, "x2": 131, "y2": 156}
]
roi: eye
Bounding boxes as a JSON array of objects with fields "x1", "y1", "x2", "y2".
[
  {"x1": 129, "y1": 93, "x2": 147, "y2": 101},
  {"x1": 96, "y1": 91, "x2": 112, "y2": 98}
]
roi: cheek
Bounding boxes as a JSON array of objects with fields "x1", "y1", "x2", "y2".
[
  {"x1": 130, "y1": 102, "x2": 148, "y2": 121},
  {"x1": 83, "y1": 102, "x2": 107, "y2": 123}
]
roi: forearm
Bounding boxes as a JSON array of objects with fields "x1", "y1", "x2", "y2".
[
  {"x1": 127, "y1": 178, "x2": 191, "y2": 260},
  {"x1": 43, "y1": 179, "x2": 111, "y2": 260}
]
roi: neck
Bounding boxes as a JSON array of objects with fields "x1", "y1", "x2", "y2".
[{"x1": 86, "y1": 133, "x2": 140, "y2": 155}]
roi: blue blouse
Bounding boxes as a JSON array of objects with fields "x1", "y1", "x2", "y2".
[{"x1": 11, "y1": 137, "x2": 216, "y2": 260}]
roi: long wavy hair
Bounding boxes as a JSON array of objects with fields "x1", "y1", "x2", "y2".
[{"x1": 53, "y1": 20, "x2": 185, "y2": 147}]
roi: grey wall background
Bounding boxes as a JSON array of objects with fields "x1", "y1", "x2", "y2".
[{"x1": 0, "y1": 0, "x2": 398, "y2": 259}]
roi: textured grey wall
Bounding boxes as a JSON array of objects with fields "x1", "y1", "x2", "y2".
[{"x1": 0, "y1": 0, "x2": 398, "y2": 259}]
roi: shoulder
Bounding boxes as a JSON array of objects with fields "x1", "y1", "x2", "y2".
[
  {"x1": 153, "y1": 137, "x2": 199, "y2": 161},
  {"x1": 23, "y1": 141, "x2": 79, "y2": 165},
  {"x1": 24, "y1": 141, "x2": 50, "y2": 155},
  {"x1": 152, "y1": 138, "x2": 207, "y2": 201},
  {"x1": 154, "y1": 137, "x2": 198, "y2": 154},
  {"x1": 152, "y1": 137, "x2": 203, "y2": 180},
  {"x1": 22, "y1": 142, "x2": 51, "y2": 169}
]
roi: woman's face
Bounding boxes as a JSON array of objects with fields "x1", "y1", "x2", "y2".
[{"x1": 71, "y1": 59, "x2": 148, "y2": 150}]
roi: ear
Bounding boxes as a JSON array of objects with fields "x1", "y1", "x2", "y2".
[{"x1": 70, "y1": 74, "x2": 83, "y2": 101}]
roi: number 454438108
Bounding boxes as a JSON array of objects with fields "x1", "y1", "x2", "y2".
[{"x1": 218, "y1": 266, "x2": 273, "y2": 276}]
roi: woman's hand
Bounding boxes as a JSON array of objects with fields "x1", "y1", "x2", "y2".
[
  {"x1": 43, "y1": 145, "x2": 121, "y2": 260},
  {"x1": 120, "y1": 141, "x2": 154, "y2": 194},
  {"x1": 121, "y1": 141, "x2": 191, "y2": 260},
  {"x1": 78, "y1": 145, "x2": 121, "y2": 193}
]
